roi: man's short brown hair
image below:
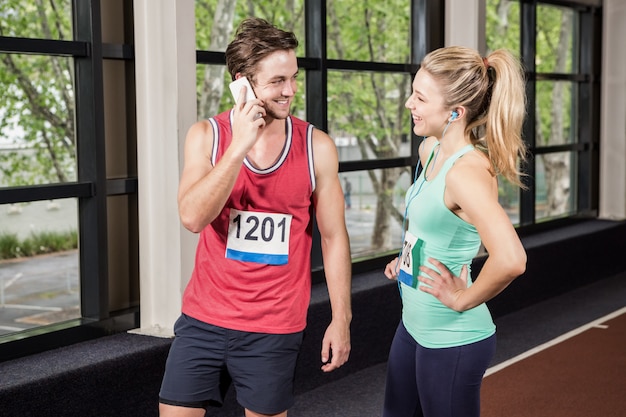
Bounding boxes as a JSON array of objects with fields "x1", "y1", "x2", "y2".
[{"x1": 225, "y1": 18, "x2": 299, "y2": 81}]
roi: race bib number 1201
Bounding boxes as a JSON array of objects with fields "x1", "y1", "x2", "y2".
[{"x1": 226, "y1": 209, "x2": 292, "y2": 265}]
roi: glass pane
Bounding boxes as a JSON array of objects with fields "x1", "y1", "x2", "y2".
[
  {"x1": 536, "y1": 4, "x2": 577, "y2": 74},
  {"x1": 327, "y1": 0, "x2": 410, "y2": 63},
  {"x1": 498, "y1": 177, "x2": 521, "y2": 226},
  {"x1": 0, "y1": 198, "x2": 79, "y2": 336},
  {"x1": 195, "y1": 0, "x2": 306, "y2": 57},
  {"x1": 0, "y1": 0, "x2": 72, "y2": 40},
  {"x1": 328, "y1": 70, "x2": 412, "y2": 162},
  {"x1": 536, "y1": 81, "x2": 576, "y2": 146},
  {"x1": 535, "y1": 152, "x2": 577, "y2": 221},
  {"x1": 0, "y1": 54, "x2": 76, "y2": 186},
  {"x1": 486, "y1": 0, "x2": 523, "y2": 227},
  {"x1": 486, "y1": 0, "x2": 520, "y2": 54},
  {"x1": 344, "y1": 168, "x2": 412, "y2": 260},
  {"x1": 196, "y1": 64, "x2": 306, "y2": 120}
]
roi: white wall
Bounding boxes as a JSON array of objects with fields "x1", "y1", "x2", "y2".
[
  {"x1": 445, "y1": 0, "x2": 485, "y2": 53},
  {"x1": 599, "y1": 0, "x2": 626, "y2": 220},
  {"x1": 133, "y1": 0, "x2": 198, "y2": 336}
]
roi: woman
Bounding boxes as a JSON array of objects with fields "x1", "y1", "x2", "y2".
[{"x1": 383, "y1": 46, "x2": 527, "y2": 417}]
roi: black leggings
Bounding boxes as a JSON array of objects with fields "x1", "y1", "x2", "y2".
[{"x1": 383, "y1": 322, "x2": 496, "y2": 417}]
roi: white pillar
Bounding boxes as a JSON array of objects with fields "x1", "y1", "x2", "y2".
[
  {"x1": 132, "y1": 0, "x2": 198, "y2": 336},
  {"x1": 445, "y1": 0, "x2": 486, "y2": 54},
  {"x1": 599, "y1": 0, "x2": 626, "y2": 220}
]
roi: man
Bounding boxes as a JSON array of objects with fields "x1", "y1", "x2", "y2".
[
  {"x1": 159, "y1": 18, "x2": 352, "y2": 417},
  {"x1": 343, "y1": 177, "x2": 352, "y2": 209}
]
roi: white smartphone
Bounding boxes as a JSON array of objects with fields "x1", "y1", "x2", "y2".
[{"x1": 228, "y1": 76, "x2": 256, "y2": 104}]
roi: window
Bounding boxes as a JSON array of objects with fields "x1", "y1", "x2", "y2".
[
  {"x1": 326, "y1": 0, "x2": 415, "y2": 263},
  {"x1": 326, "y1": 0, "x2": 411, "y2": 62},
  {"x1": 0, "y1": 1, "x2": 81, "y2": 338},
  {"x1": 194, "y1": 0, "x2": 437, "y2": 272},
  {"x1": 486, "y1": 0, "x2": 601, "y2": 227},
  {"x1": 534, "y1": 4, "x2": 579, "y2": 221},
  {"x1": 0, "y1": 1, "x2": 137, "y2": 360}
]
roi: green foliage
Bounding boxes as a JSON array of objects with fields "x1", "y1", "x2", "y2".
[
  {"x1": 195, "y1": 0, "x2": 305, "y2": 54},
  {"x1": 325, "y1": 0, "x2": 411, "y2": 161},
  {"x1": 0, "y1": 0, "x2": 75, "y2": 187},
  {"x1": 195, "y1": 0, "x2": 307, "y2": 117},
  {"x1": 0, "y1": 232, "x2": 21, "y2": 259},
  {"x1": 194, "y1": 0, "x2": 411, "y2": 158},
  {"x1": 0, "y1": 229, "x2": 77, "y2": 260},
  {"x1": 327, "y1": 0, "x2": 410, "y2": 63},
  {"x1": 536, "y1": 80, "x2": 573, "y2": 145},
  {"x1": 0, "y1": 0, "x2": 72, "y2": 40},
  {"x1": 485, "y1": 0, "x2": 520, "y2": 55},
  {"x1": 486, "y1": 1, "x2": 575, "y2": 150},
  {"x1": 535, "y1": 5, "x2": 575, "y2": 146},
  {"x1": 536, "y1": 4, "x2": 574, "y2": 74},
  {"x1": 487, "y1": 1, "x2": 575, "y2": 147}
]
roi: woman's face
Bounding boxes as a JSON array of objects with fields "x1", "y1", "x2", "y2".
[{"x1": 405, "y1": 69, "x2": 450, "y2": 138}]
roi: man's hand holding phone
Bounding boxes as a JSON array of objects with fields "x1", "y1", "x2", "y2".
[
  {"x1": 229, "y1": 77, "x2": 257, "y2": 105},
  {"x1": 229, "y1": 77, "x2": 264, "y2": 119},
  {"x1": 229, "y1": 76, "x2": 265, "y2": 154}
]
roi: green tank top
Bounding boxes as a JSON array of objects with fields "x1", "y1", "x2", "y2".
[{"x1": 401, "y1": 143, "x2": 495, "y2": 348}]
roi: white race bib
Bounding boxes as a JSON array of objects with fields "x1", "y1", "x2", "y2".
[
  {"x1": 226, "y1": 209, "x2": 292, "y2": 265},
  {"x1": 398, "y1": 231, "x2": 418, "y2": 288}
]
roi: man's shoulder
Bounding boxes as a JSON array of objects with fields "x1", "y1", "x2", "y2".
[{"x1": 201, "y1": 110, "x2": 233, "y2": 135}]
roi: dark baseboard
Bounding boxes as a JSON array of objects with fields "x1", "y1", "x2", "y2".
[{"x1": 485, "y1": 219, "x2": 626, "y2": 318}]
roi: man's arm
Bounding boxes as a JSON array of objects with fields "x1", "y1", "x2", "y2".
[
  {"x1": 311, "y1": 128, "x2": 352, "y2": 372},
  {"x1": 178, "y1": 91, "x2": 265, "y2": 233}
]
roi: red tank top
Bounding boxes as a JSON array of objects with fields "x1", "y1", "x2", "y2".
[{"x1": 182, "y1": 111, "x2": 315, "y2": 333}]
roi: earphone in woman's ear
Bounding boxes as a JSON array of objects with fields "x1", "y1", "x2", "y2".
[{"x1": 442, "y1": 110, "x2": 458, "y2": 139}]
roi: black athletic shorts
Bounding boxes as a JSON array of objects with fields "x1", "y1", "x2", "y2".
[{"x1": 159, "y1": 314, "x2": 304, "y2": 414}]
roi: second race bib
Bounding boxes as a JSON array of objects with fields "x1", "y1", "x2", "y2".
[{"x1": 398, "y1": 231, "x2": 422, "y2": 288}]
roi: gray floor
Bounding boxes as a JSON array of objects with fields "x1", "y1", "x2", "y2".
[{"x1": 286, "y1": 272, "x2": 626, "y2": 417}]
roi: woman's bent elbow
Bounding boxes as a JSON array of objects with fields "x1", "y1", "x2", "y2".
[{"x1": 511, "y1": 251, "x2": 527, "y2": 278}]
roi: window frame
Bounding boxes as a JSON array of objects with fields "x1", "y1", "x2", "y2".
[
  {"x1": 194, "y1": 0, "x2": 446, "y2": 280},
  {"x1": 518, "y1": 0, "x2": 601, "y2": 227},
  {"x1": 0, "y1": 0, "x2": 138, "y2": 361}
]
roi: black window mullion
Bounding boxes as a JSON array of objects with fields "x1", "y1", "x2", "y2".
[
  {"x1": 0, "y1": 183, "x2": 94, "y2": 204},
  {"x1": 305, "y1": 0, "x2": 327, "y2": 131},
  {"x1": 0, "y1": 36, "x2": 89, "y2": 56},
  {"x1": 101, "y1": 43, "x2": 134, "y2": 60},
  {"x1": 519, "y1": 1, "x2": 536, "y2": 226},
  {"x1": 518, "y1": 0, "x2": 600, "y2": 227},
  {"x1": 409, "y1": 0, "x2": 445, "y2": 176},
  {"x1": 411, "y1": 0, "x2": 444, "y2": 64},
  {"x1": 576, "y1": 6, "x2": 601, "y2": 216},
  {"x1": 339, "y1": 157, "x2": 415, "y2": 173},
  {"x1": 327, "y1": 59, "x2": 413, "y2": 73},
  {"x1": 73, "y1": 0, "x2": 109, "y2": 320},
  {"x1": 305, "y1": 0, "x2": 327, "y2": 280}
]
